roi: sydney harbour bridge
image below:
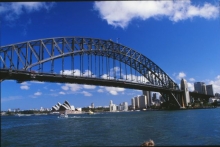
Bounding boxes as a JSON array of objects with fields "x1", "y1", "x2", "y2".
[{"x1": 0, "y1": 37, "x2": 213, "y2": 109}]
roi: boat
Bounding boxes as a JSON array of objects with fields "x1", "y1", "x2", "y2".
[
  {"x1": 15, "y1": 114, "x2": 31, "y2": 116},
  {"x1": 58, "y1": 113, "x2": 68, "y2": 118},
  {"x1": 87, "y1": 110, "x2": 94, "y2": 115}
]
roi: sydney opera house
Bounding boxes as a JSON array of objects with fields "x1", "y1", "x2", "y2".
[{"x1": 52, "y1": 100, "x2": 75, "y2": 111}]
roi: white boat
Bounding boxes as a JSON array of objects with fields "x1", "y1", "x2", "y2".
[
  {"x1": 15, "y1": 114, "x2": 32, "y2": 117},
  {"x1": 58, "y1": 113, "x2": 68, "y2": 118},
  {"x1": 87, "y1": 110, "x2": 94, "y2": 115}
]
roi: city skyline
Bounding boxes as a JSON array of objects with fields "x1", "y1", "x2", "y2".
[{"x1": 1, "y1": 1, "x2": 220, "y2": 111}]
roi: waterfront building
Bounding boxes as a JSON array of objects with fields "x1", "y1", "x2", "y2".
[
  {"x1": 194, "y1": 82, "x2": 207, "y2": 94},
  {"x1": 135, "y1": 96, "x2": 139, "y2": 109},
  {"x1": 52, "y1": 100, "x2": 75, "y2": 111},
  {"x1": 123, "y1": 102, "x2": 128, "y2": 111},
  {"x1": 206, "y1": 85, "x2": 214, "y2": 96},
  {"x1": 143, "y1": 90, "x2": 151, "y2": 107},
  {"x1": 109, "y1": 100, "x2": 117, "y2": 112},
  {"x1": 138, "y1": 95, "x2": 147, "y2": 109},
  {"x1": 91, "y1": 103, "x2": 94, "y2": 108},
  {"x1": 209, "y1": 98, "x2": 217, "y2": 103},
  {"x1": 131, "y1": 98, "x2": 135, "y2": 110},
  {"x1": 118, "y1": 103, "x2": 124, "y2": 111},
  {"x1": 40, "y1": 107, "x2": 44, "y2": 111},
  {"x1": 181, "y1": 78, "x2": 190, "y2": 107}
]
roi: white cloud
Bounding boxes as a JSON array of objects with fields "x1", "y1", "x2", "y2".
[
  {"x1": 187, "y1": 82, "x2": 194, "y2": 91},
  {"x1": 176, "y1": 72, "x2": 186, "y2": 80},
  {"x1": 0, "y1": 2, "x2": 55, "y2": 21},
  {"x1": 61, "y1": 85, "x2": 69, "y2": 91},
  {"x1": 94, "y1": 1, "x2": 219, "y2": 28},
  {"x1": 109, "y1": 90, "x2": 118, "y2": 95},
  {"x1": 21, "y1": 82, "x2": 29, "y2": 85},
  {"x1": 105, "y1": 87, "x2": 125, "y2": 95},
  {"x1": 1, "y1": 96, "x2": 23, "y2": 102},
  {"x1": 97, "y1": 89, "x2": 104, "y2": 93},
  {"x1": 59, "y1": 91, "x2": 65, "y2": 95},
  {"x1": 66, "y1": 84, "x2": 82, "y2": 92},
  {"x1": 83, "y1": 85, "x2": 96, "y2": 89},
  {"x1": 208, "y1": 75, "x2": 220, "y2": 93},
  {"x1": 82, "y1": 91, "x2": 92, "y2": 96},
  {"x1": 20, "y1": 85, "x2": 30, "y2": 90},
  {"x1": 189, "y1": 78, "x2": 195, "y2": 82},
  {"x1": 34, "y1": 92, "x2": 42, "y2": 96}
]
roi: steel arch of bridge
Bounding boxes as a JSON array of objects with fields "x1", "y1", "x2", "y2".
[{"x1": 0, "y1": 37, "x2": 179, "y2": 90}]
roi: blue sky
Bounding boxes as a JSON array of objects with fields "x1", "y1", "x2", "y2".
[{"x1": 1, "y1": 1, "x2": 220, "y2": 111}]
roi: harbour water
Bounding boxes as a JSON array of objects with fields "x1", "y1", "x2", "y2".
[{"x1": 1, "y1": 108, "x2": 220, "y2": 146}]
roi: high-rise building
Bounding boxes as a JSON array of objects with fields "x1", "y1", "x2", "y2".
[
  {"x1": 123, "y1": 102, "x2": 128, "y2": 111},
  {"x1": 206, "y1": 85, "x2": 214, "y2": 96},
  {"x1": 135, "y1": 96, "x2": 139, "y2": 109},
  {"x1": 194, "y1": 82, "x2": 207, "y2": 94},
  {"x1": 202, "y1": 83, "x2": 207, "y2": 94},
  {"x1": 138, "y1": 95, "x2": 147, "y2": 109},
  {"x1": 131, "y1": 98, "x2": 135, "y2": 110},
  {"x1": 109, "y1": 100, "x2": 117, "y2": 112},
  {"x1": 143, "y1": 91, "x2": 151, "y2": 107},
  {"x1": 181, "y1": 78, "x2": 190, "y2": 107}
]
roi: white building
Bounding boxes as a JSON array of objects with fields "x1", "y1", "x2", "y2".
[
  {"x1": 109, "y1": 100, "x2": 117, "y2": 112},
  {"x1": 138, "y1": 95, "x2": 147, "y2": 109},
  {"x1": 91, "y1": 103, "x2": 94, "y2": 108},
  {"x1": 131, "y1": 98, "x2": 135, "y2": 110},
  {"x1": 123, "y1": 102, "x2": 128, "y2": 111},
  {"x1": 135, "y1": 96, "x2": 139, "y2": 109},
  {"x1": 209, "y1": 98, "x2": 217, "y2": 103}
]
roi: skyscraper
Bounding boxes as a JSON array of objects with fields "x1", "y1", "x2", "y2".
[
  {"x1": 135, "y1": 96, "x2": 139, "y2": 109},
  {"x1": 138, "y1": 95, "x2": 147, "y2": 109},
  {"x1": 194, "y1": 82, "x2": 207, "y2": 94},
  {"x1": 206, "y1": 85, "x2": 214, "y2": 96},
  {"x1": 143, "y1": 91, "x2": 151, "y2": 107},
  {"x1": 131, "y1": 98, "x2": 135, "y2": 110}
]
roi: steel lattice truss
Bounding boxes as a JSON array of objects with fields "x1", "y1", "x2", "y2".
[{"x1": 0, "y1": 37, "x2": 179, "y2": 90}]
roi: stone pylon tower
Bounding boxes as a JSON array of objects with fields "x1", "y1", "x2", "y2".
[{"x1": 181, "y1": 78, "x2": 190, "y2": 107}]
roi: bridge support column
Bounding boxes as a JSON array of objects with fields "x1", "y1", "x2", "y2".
[{"x1": 181, "y1": 79, "x2": 190, "y2": 108}]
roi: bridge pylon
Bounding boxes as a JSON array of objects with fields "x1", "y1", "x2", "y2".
[{"x1": 181, "y1": 79, "x2": 190, "y2": 108}]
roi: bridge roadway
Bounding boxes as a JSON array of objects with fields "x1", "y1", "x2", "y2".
[
  {"x1": 1, "y1": 69, "x2": 214, "y2": 101},
  {"x1": 0, "y1": 69, "x2": 183, "y2": 93}
]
